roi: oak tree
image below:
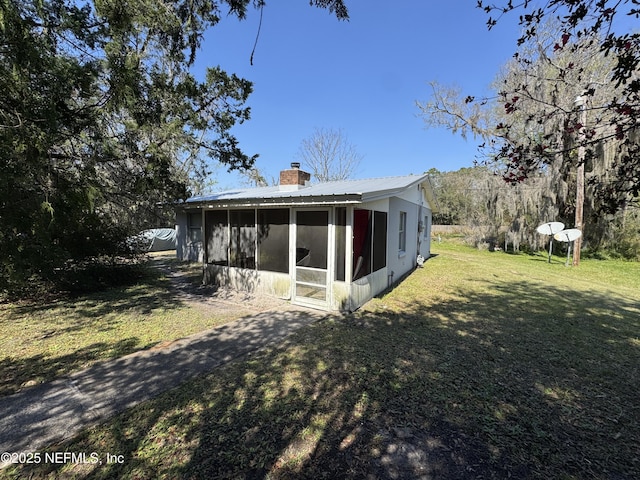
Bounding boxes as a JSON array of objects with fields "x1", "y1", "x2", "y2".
[
  {"x1": 0, "y1": 0, "x2": 348, "y2": 293},
  {"x1": 418, "y1": 19, "x2": 637, "y2": 256},
  {"x1": 478, "y1": 0, "x2": 639, "y2": 212}
]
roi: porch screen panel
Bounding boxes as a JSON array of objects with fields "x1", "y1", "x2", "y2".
[
  {"x1": 296, "y1": 210, "x2": 328, "y2": 269},
  {"x1": 373, "y1": 211, "x2": 387, "y2": 271},
  {"x1": 205, "y1": 210, "x2": 228, "y2": 265},
  {"x1": 335, "y1": 207, "x2": 346, "y2": 281},
  {"x1": 258, "y1": 209, "x2": 289, "y2": 273},
  {"x1": 352, "y1": 209, "x2": 372, "y2": 281},
  {"x1": 230, "y1": 209, "x2": 256, "y2": 269}
]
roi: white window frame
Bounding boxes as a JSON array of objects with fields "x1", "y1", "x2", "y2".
[
  {"x1": 398, "y1": 211, "x2": 407, "y2": 253},
  {"x1": 187, "y1": 212, "x2": 202, "y2": 244}
]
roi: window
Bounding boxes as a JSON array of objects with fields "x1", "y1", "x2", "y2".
[
  {"x1": 399, "y1": 211, "x2": 407, "y2": 253},
  {"x1": 230, "y1": 210, "x2": 256, "y2": 269},
  {"x1": 188, "y1": 212, "x2": 202, "y2": 243},
  {"x1": 258, "y1": 209, "x2": 289, "y2": 273},
  {"x1": 205, "y1": 210, "x2": 228, "y2": 265}
]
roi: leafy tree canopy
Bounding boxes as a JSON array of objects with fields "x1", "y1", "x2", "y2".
[
  {"x1": 0, "y1": 0, "x2": 348, "y2": 294},
  {"x1": 476, "y1": 0, "x2": 639, "y2": 212}
]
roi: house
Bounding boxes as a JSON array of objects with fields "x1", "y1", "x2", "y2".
[{"x1": 175, "y1": 163, "x2": 438, "y2": 311}]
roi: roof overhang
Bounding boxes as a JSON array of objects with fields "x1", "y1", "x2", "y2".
[
  {"x1": 422, "y1": 176, "x2": 440, "y2": 214},
  {"x1": 177, "y1": 193, "x2": 363, "y2": 210},
  {"x1": 359, "y1": 174, "x2": 428, "y2": 203}
]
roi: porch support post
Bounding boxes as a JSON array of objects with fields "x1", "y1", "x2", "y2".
[
  {"x1": 345, "y1": 206, "x2": 354, "y2": 311},
  {"x1": 327, "y1": 208, "x2": 335, "y2": 309},
  {"x1": 288, "y1": 207, "x2": 295, "y2": 300}
]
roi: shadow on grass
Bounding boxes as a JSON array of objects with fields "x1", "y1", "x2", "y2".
[
  {"x1": 0, "y1": 339, "x2": 145, "y2": 398},
  {"x1": 0, "y1": 261, "x2": 189, "y2": 397},
  {"x1": 9, "y1": 275, "x2": 640, "y2": 479}
]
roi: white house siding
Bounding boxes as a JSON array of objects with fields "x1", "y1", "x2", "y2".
[
  {"x1": 360, "y1": 199, "x2": 389, "y2": 213},
  {"x1": 419, "y1": 186, "x2": 433, "y2": 259},
  {"x1": 346, "y1": 267, "x2": 389, "y2": 311},
  {"x1": 419, "y1": 206, "x2": 433, "y2": 259},
  {"x1": 331, "y1": 281, "x2": 350, "y2": 311},
  {"x1": 388, "y1": 196, "x2": 421, "y2": 283},
  {"x1": 204, "y1": 265, "x2": 291, "y2": 299}
]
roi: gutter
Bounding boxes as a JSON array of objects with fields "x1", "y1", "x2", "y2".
[{"x1": 177, "y1": 194, "x2": 363, "y2": 210}]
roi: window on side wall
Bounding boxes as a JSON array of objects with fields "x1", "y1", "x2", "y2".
[
  {"x1": 399, "y1": 211, "x2": 407, "y2": 253},
  {"x1": 188, "y1": 212, "x2": 202, "y2": 244}
]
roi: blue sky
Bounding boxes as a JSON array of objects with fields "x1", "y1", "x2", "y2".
[{"x1": 193, "y1": 0, "x2": 524, "y2": 189}]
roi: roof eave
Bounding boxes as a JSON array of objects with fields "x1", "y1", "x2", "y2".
[
  {"x1": 179, "y1": 193, "x2": 363, "y2": 209},
  {"x1": 361, "y1": 174, "x2": 431, "y2": 203},
  {"x1": 423, "y1": 176, "x2": 440, "y2": 214}
]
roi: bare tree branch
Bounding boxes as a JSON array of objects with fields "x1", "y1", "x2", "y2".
[{"x1": 296, "y1": 127, "x2": 363, "y2": 182}]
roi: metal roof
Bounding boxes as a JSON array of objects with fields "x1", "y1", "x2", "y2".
[{"x1": 181, "y1": 174, "x2": 435, "y2": 208}]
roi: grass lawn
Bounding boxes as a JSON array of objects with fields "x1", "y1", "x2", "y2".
[
  {"x1": 0, "y1": 255, "x2": 254, "y2": 398},
  {"x1": 4, "y1": 242, "x2": 640, "y2": 479}
]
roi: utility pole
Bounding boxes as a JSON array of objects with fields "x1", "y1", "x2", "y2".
[{"x1": 574, "y1": 96, "x2": 586, "y2": 266}]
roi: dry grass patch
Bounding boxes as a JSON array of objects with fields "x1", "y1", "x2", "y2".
[{"x1": 0, "y1": 255, "x2": 253, "y2": 397}]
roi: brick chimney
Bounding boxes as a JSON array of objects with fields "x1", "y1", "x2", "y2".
[{"x1": 279, "y1": 162, "x2": 310, "y2": 190}]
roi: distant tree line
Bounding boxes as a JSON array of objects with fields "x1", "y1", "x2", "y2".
[
  {"x1": 419, "y1": 4, "x2": 639, "y2": 260},
  {"x1": 428, "y1": 167, "x2": 640, "y2": 259},
  {"x1": 476, "y1": 1, "x2": 640, "y2": 213}
]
